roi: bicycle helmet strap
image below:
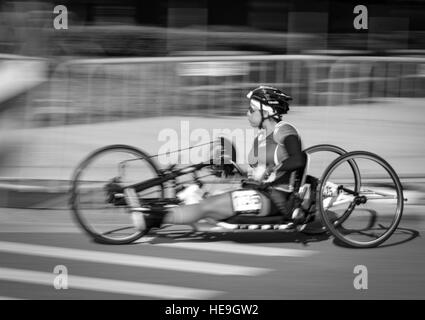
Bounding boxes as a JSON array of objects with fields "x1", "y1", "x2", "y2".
[{"x1": 259, "y1": 102, "x2": 281, "y2": 128}]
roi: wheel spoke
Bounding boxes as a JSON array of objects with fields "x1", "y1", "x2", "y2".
[
  {"x1": 102, "y1": 226, "x2": 135, "y2": 236},
  {"x1": 356, "y1": 230, "x2": 381, "y2": 239}
]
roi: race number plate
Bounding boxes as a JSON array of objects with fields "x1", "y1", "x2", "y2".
[{"x1": 231, "y1": 190, "x2": 262, "y2": 213}]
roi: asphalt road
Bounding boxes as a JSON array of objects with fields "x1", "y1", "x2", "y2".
[{"x1": 0, "y1": 204, "x2": 424, "y2": 300}]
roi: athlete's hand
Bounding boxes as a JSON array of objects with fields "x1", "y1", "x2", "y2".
[
  {"x1": 263, "y1": 164, "x2": 284, "y2": 184},
  {"x1": 264, "y1": 170, "x2": 277, "y2": 183},
  {"x1": 222, "y1": 163, "x2": 236, "y2": 177},
  {"x1": 250, "y1": 165, "x2": 267, "y2": 181}
]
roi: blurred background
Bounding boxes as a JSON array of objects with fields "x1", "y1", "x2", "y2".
[
  {"x1": 1, "y1": 0, "x2": 425, "y2": 301},
  {"x1": 0, "y1": 0, "x2": 425, "y2": 206}
]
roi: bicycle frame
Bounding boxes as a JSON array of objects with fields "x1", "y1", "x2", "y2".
[{"x1": 126, "y1": 162, "x2": 211, "y2": 194}]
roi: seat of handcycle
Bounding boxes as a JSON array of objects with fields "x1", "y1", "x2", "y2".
[{"x1": 225, "y1": 154, "x2": 309, "y2": 225}]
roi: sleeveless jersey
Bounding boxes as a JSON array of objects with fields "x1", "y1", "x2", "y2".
[{"x1": 248, "y1": 121, "x2": 302, "y2": 192}]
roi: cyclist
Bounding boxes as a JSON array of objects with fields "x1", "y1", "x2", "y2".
[{"x1": 131, "y1": 86, "x2": 308, "y2": 231}]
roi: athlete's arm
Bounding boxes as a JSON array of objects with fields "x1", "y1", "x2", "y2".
[{"x1": 275, "y1": 135, "x2": 306, "y2": 172}]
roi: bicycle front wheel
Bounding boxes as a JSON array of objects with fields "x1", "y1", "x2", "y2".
[{"x1": 70, "y1": 145, "x2": 165, "y2": 244}]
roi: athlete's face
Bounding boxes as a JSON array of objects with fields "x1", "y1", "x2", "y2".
[{"x1": 247, "y1": 100, "x2": 262, "y2": 127}]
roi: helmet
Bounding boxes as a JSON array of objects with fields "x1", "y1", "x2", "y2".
[{"x1": 246, "y1": 86, "x2": 292, "y2": 115}]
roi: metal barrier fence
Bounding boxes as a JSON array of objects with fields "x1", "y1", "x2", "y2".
[
  {"x1": 0, "y1": 55, "x2": 46, "y2": 127},
  {"x1": 31, "y1": 55, "x2": 425, "y2": 126}
]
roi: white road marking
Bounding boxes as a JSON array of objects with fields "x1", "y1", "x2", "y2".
[
  {"x1": 0, "y1": 296, "x2": 23, "y2": 300},
  {"x1": 0, "y1": 268, "x2": 221, "y2": 299},
  {"x1": 0, "y1": 241, "x2": 270, "y2": 276},
  {"x1": 0, "y1": 225, "x2": 80, "y2": 233},
  {"x1": 147, "y1": 241, "x2": 317, "y2": 257}
]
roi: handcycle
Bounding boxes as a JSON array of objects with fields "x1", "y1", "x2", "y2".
[{"x1": 69, "y1": 139, "x2": 405, "y2": 248}]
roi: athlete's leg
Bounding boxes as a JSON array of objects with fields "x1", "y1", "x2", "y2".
[
  {"x1": 163, "y1": 193, "x2": 232, "y2": 224},
  {"x1": 267, "y1": 188, "x2": 292, "y2": 219},
  {"x1": 163, "y1": 190, "x2": 272, "y2": 225}
]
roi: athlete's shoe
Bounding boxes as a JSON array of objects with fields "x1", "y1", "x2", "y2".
[
  {"x1": 131, "y1": 207, "x2": 168, "y2": 231},
  {"x1": 176, "y1": 184, "x2": 205, "y2": 205},
  {"x1": 122, "y1": 187, "x2": 167, "y2": 231}
]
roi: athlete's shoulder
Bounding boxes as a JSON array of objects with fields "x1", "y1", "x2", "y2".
[
  {"x1": 273, "y1": 121, "x2": 299, "y2": 144},
  {"x1": 275, "y1": 121, "x2": 298, "y2": 133}
]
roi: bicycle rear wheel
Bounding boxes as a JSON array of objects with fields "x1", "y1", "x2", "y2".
[
  {"x1": 318, "y1": 151, "x2": 404, "y2": 248},
  {"x1": 302, "y1": 144, "x2": 361, "y2": 234},
  {"x1": 70, "y1": 145, "x2": 165, "y2": 244}
]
